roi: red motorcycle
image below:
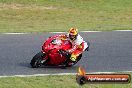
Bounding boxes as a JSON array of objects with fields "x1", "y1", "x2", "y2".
[{"x1": 30, "y1": 35, "x2": 89, "y2": 68}]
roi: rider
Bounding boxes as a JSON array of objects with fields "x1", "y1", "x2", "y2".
[{"x1": 56, "y1": 27, "x2": 88, "y2": 66}]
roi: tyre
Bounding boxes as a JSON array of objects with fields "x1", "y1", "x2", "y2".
[
  {"x1": 85, "y1": 41, "x2": 90, "y2": 51},
  {"x1": 30, "y1": 52, "x2": 46, "y2": 68}
]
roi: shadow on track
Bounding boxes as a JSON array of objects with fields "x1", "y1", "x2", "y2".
[{"x1": 18, "y1": 62, "x2": 79, "y2": 70}]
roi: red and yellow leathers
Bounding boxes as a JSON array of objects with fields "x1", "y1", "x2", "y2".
[
  {"x1": 67, "y1": 34, "x2": 88, "y2": 61},
  {"x1": 56, "y1": 33, "x2": 88, "y2": 62}
]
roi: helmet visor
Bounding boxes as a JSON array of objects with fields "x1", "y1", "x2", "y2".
[{"x1": 69, "y1": 34, "x2": 76, "y2": 40}]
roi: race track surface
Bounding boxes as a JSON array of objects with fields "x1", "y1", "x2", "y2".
[{"x1": 0, "y1": 31, "x2": 132, "y2": 76}]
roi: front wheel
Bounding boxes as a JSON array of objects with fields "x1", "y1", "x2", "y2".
[{"x1": 30, "y1": 52, "x2": 46, "y2": 68}]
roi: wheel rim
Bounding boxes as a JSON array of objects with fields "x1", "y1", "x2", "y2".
[{"x1": 34, "y1": 58, "x2": 42, "y2": 67}]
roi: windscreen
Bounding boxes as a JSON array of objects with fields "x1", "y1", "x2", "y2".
[{"x1": 51, "y1": 39, "x2": 62, "y2": 45}]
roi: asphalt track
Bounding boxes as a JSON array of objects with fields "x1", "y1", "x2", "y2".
[{"x1": 0, "y1": 31, "x2": 132, "y2": 76}]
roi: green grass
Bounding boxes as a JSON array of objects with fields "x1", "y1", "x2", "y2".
[
  {"x1": 0, "y1": 0, "x2": 132, "y2": 32},
  {"x1": 0, "y1": 74, "x2": 131, "y2": 88}
]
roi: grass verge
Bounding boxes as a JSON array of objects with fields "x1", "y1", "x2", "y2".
[
  {"x1": 0, "y1": 73, "x2": 131, "y2": 88},
  {"x1": 0, "y1": 0, "x2": 132, "y2": 32}
]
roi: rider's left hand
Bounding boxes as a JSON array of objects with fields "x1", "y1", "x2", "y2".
[{"x1": 65, "y1": 50, "x2": 70, "y2": 53}]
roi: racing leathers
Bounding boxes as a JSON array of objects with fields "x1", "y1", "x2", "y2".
[{"x1": 56, "y1": 34, "x2": 88, "y2": 62}]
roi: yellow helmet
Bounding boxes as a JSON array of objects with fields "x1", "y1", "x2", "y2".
[
  {"x1": 68, "y1": 28, "x2": 78, "y2": 40},
  {"x1": 69, "y1": 28, "x2": 78, "y2": 35}
]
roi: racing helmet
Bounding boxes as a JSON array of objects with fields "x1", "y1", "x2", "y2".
[{"x1": 68, "y1": 28, "x2": 78, "y2": 40}]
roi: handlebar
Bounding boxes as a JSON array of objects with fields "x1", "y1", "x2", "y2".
[{"x1": 58, "y1": 49, "x2": 70, "y2": 57}]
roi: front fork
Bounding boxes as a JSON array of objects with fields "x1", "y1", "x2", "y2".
[{"x1": 41, "y1": 50, "x2": 48, "y2": 64}]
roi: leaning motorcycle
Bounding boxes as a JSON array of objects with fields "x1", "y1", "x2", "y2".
[{"x1": 30, "y1": 35, "x2": 90, "y2": 68}]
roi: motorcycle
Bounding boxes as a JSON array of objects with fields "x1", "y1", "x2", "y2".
[{"x1": 30, "y1": 35, "x2": 90, "y2": 68}]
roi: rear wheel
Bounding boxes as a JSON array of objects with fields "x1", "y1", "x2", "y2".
[{"x1": 30, "y1": 52, "x2": 46, "y2": 68}]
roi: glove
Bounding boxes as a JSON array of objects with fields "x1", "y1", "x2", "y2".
[
  {"x1": 66, "y1": 50, "x2": 72, "y2": 55},
  {"x1": 65, "y1": 50, "x2": 69, "y2": 53}
]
